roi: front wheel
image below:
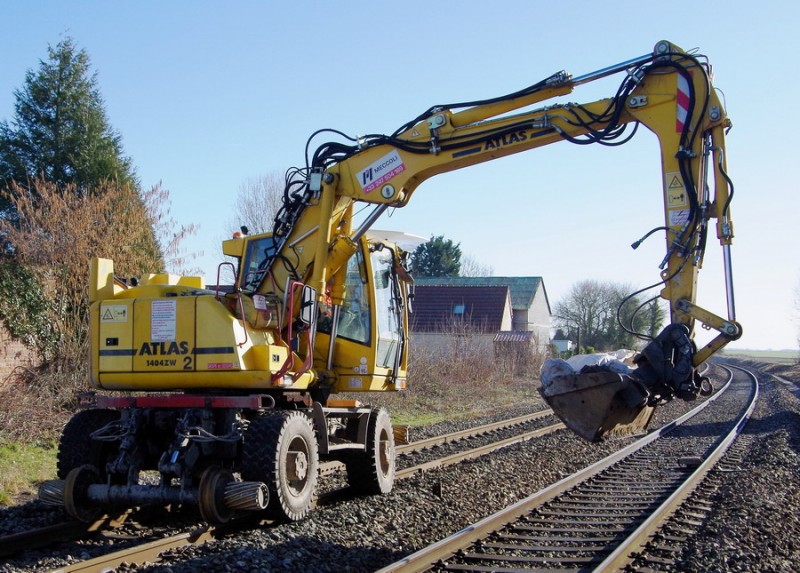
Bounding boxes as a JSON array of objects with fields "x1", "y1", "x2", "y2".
[
  {"x1": 345, "y1": 407, "x2": 395, "y2": 495},
  {"x1": 241, "y1": 411, "x2": 319, "y2": 521}
]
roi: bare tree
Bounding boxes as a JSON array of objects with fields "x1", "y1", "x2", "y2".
[
  {"x1": 0, "y1": 178, "x2": 168, "y2": 363},
  {"x1": 226, "y1": 172, "x2": 284, "y2": 236},
  {"x1": 142, "y1": 182, "x2": 200, "y2": 275},
  {"x1": 554, "y1": 279, "x2": 657, "y2": 351},
  {"x1": 460, "y1": 254, "x2": 494, "y2": 277}
]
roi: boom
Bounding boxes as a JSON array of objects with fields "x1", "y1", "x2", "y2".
[{"x1": 259, "y1": 40, "x2": 739, "y2": 398}]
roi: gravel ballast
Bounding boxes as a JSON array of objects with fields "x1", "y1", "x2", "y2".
[{"x1": 1, "y1": 359, "x2": 797, "y2": 572}]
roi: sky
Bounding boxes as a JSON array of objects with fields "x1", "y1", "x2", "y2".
[{"x1": 0, "y1": 1, "x2": 796, "y2": 351}]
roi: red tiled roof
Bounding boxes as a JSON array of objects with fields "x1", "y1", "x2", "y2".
[{"x1": 410, "y1": 285, "x2": 510, "y2": 333}]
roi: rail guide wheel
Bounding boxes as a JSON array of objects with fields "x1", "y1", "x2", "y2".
[
  {"x1": 346, "y1": 407, "x2": 395, "y2": 494},
  {"x1": 241, "y1": 411, "x2": 319, "y2": 521},
  {"x1": 198, "y1": 467, "x2": 235, "y2": 525},
  {"x1": 63, "y1": 464, "x2": 103, "y2": 522}
]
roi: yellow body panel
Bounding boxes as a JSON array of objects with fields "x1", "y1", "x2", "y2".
[{"x1": 90, "y1": 253, "x2": 401, "y2": 393}]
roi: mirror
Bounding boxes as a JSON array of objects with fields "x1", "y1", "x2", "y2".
[{"x1": 300, "y1": 285, "x2": 318, "y2": 326}]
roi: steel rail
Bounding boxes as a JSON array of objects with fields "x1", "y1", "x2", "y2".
[
  {"x1": 47, "y1": 421, "x2": 566, "y2": 573},
  {"x1": 596, "y1": 363, "x2": 759, "y2": 571},
  {"x1": 395, "y1": 422, "x2": 565, "y2": 479},
  {"x1": 0, "y1": 408, "x2": 552, "y2": 559},
  {"x1": 17, "y1": 409, "x2": 558, "y2": 571},
  {"x1": 395, "y1": 409, "x2": 554, "y2": 454},
  {"x1": 52, "y1": 526, "x2": 217, "y2": 573},
  {"x1": 36, "y1": 363, "x2": 741, "y2": 573},
  {"x1": 0, "y1": 516, "x2": 114, "y2": 558},
  {"x1": 376, "y1": 366, "x2": 743, "y2": 573},
  {"x1": 318, "y1": 409, "x2": 555, "y2": 476},
  {"x1": 0, "y1": 511, "x2": 133, "y2": 558}
]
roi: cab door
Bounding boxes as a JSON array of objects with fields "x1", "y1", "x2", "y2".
[{"x1": 370, "y1": 245, "x2": 405, "y2": 372}]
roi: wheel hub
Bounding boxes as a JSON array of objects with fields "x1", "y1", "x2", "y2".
[{"x1": 287, "y1": 450, "x2": 308, "y2": 481}]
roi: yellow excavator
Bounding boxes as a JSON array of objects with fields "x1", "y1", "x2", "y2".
[{"x1": 41, "y1": 41, "x2": 741, "y2": 524}]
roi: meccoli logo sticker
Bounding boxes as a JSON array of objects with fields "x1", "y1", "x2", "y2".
[{"x1": 358, "y1": 150, "x2": 406, "y2": 194}]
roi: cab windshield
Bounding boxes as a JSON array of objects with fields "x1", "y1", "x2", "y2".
[{"x1": 241, "y1": 236, "x2": 277, "y2": 291}]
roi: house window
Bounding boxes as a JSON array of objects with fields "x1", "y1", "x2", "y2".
[{"x1": 452, "y1": 303, "x2": 466, "y2": 315}]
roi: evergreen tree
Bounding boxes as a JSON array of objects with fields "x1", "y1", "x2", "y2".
[
  {"x1": 0, "y1": 36, "x2": 134, "y2": 213},
  {"x1": 411, "y1": 235, "x2": 461, "y2": 277}
]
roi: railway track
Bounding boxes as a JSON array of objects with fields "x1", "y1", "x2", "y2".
[
  {"x1": 2, "y1": 364, "x2": 748, "y2": 573},
  {"x1": 0, "y1": 408, "x2": 562, "y2": 571},
  {"x1": 378, "y1": 363, "x2": 758, "y2": 572}
]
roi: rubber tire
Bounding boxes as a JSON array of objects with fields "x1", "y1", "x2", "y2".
[
  {"x1": 241, "y1": 411, "x2": 319, "y2": 521},
  {"x1": 57, "y1": 409, "x2": 120, "y2": 479},
  {"x1": 345, "y1": 407, "x2": 395, "y2": 495}
]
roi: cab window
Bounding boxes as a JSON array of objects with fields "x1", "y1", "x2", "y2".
[
  {"x1": 318, "y1": 250, "x2": 370, "y2": 344},
  {"x1": 241, "y1": 236, "x2": 277, "y2": 291}
]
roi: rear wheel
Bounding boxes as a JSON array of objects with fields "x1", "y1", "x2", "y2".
[
  {"x1": 345, "y1": 407, "x2": 395, "y2": 494},
  {"x1": 57, "y1": 409, "x2": 120, "y2": 479},
  {"x1": 241, "y1": 411, "x2": 319, "y2": 521}
]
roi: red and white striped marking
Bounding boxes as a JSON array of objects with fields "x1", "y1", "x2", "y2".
[{"x1": 676, "y1": 73, "x2": 691, "y2": 132}]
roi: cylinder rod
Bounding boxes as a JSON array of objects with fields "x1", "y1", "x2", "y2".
[{"x1": 722, "y1": 243, "x2": 736, "y2": 321}]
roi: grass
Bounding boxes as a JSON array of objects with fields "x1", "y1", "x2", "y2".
[
  {"x1": 372, "y1": 379, "x2": 542, "y2": 429},
  {"x1": 0, "y1": 441, "x2": 56, "y2": 506},
  {"x1": 723, "y1": 349, "x2": 798, "y2": 363}
]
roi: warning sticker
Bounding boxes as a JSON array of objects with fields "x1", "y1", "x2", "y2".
[
  {"x1": 669, "y1": 209, "x2": 691, "y2": 227},
  {"x1": 665, "y1": 171, "x2": 683, "y2": 189},
  {"x1": 667, "y1": 189, "x2": 688, "y2": 208},
  {"x1": 151, "y1": 300, "x2": 176, "y2": 342},
  {"x1": 101, "y1": 305, "x2": 129, "y2": 323},
  {"x1": 665, "y1": 171, "x2": 688, "y2": 209}
]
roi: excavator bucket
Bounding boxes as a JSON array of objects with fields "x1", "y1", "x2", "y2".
[{"x1": 540, "y1": 371, "x2": 654, "y2": 442}]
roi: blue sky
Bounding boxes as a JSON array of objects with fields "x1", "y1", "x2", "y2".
[{"x1": 0, "y1": 1, "x2": 796, "y2": 350}]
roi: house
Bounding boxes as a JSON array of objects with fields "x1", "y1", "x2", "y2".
[
  {"x1": 551, "y1": 338, "x2": 575, "y2": 354},
  {"x1": 410, "y1": 276, "x2": 551, "y2": 353},
  {"x1": 410, "y1": 285, "x2": 513, "y2": 333}
]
